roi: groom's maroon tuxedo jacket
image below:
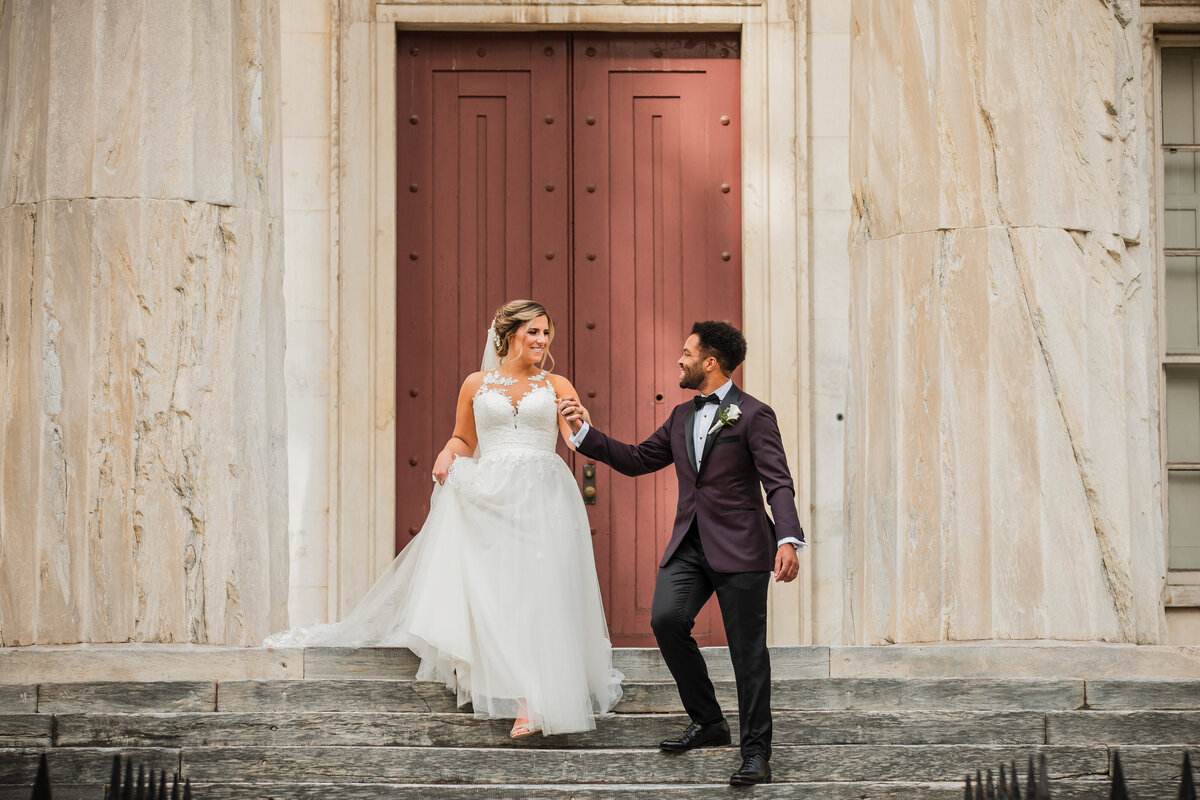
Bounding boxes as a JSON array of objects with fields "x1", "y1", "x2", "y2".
[{"x1": 577, "y1": 384, "x2": 804, "y2": 573}]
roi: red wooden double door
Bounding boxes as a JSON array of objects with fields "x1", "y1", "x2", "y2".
[{"x1": 396, "y1": 33, "x2": 742, "y2": 646}]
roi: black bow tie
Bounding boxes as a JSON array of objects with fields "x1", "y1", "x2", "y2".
[{"x1": 693, "y1": 394, "x2": 721, "y2": 408}]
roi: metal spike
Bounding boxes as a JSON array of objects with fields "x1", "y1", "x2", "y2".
[
  {"x1": 135, "y1": 765, "x2": 146, "y2": 800},
  {"x1": 122, "y1": 760, "x2": 133, "y2": 800},
  {"x1": 1027, "y1": 756, "x2": 1037, "y2": 798},
  {"x1": 156, "y1": 771, "x2": 167, "y2": 800},
  {"x1": 976, "y1": 769, "x2": 986, "y2": 800},
  {"x1": 987, "y1": 768, "x2": 996, "y2": 799},
  {"x1": 1011, "y1": 761, "x2": 1022, "y2": 800},
  {"x1": 183, "y1": 779, "x2": 192, "y2": 800},
  {"x1": 1037, "y1": 753, "x2": 1051, "y2": 800},
  {"x1": 1182, "y1": 751, "x2": 1197, "y2": 800},
  {"x1": 999, "y1": 763, "x2": 1011, "y2": 800},
  {"x1": 171, "y1": 774, "x2": 180, "y2": 800},
  {"x1": 1111, "y1": 751, "x2": 1132, "y2": 800},
  {"x1": 109, "y1": 755, "x2": 122, "y2": 798},
  {"x1": 31, "y1": 753, "x2": 52, "y2": 800},
  {"x1": 966, "y1": 774, "x2": 974, "y2": 799}
]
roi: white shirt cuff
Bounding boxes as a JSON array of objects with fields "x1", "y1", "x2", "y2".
[
  {"x1": 777, "y1": 537, "x2": 806, "y2": 552},
  {"x1": 569, "y1": 421, "x2": 591, "y2": 447}
]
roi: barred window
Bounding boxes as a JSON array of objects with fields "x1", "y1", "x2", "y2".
[{"x1": 1161, "y1": 47, "x2": 1200, "y2": 572}]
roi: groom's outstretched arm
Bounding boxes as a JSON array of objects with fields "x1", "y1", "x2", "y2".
[{"x1": 575, "y1": 416, "x2": 675, "y2": 477}]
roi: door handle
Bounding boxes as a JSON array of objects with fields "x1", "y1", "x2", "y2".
[{"x1": 582, "y1": 463, "x2": 597, "y2": 505}]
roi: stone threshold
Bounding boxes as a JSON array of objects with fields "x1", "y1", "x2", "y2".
[{"x1": 0, "y1": 641, "x2": 1197, "y2": 684}]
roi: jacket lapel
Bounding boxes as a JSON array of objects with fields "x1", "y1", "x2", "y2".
[
  {"x1": 697, "y1": 384, "x2": 741, "y2": 479},
  {"x1": 684, "y1": 400, "x2": 697, "y2": 474}
]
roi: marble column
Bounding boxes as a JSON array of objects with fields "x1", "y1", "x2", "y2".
[
  {"x1": 0, "y1": 0, "x2": 288, "y2": 645},
  {"x1": 846, "y1": 0, "x2": 1165, "y2": 643}
]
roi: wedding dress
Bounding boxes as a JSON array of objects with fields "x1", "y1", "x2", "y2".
[{"x1": 265, "y1": 368, "x2": 623, "y2": 735}]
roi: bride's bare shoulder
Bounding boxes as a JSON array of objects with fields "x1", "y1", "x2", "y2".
[
  {"x1": 460, "y1": 372, "x2": 487, "y2": 395},
  {"x1": 546, "y1": 373, "x2": 577, "y2": 395}
]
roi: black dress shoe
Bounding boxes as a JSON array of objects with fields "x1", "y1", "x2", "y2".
[
  {"x1": 730, "y1": 754, "x2": 771, "y2": 785},
  {"x1": 658, "y1": 719, "x2": 731, "y2": 752}
]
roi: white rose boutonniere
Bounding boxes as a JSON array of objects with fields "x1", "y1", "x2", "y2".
[{"x1": 708, "y1": 403, "x2": 742, "y2": 435}]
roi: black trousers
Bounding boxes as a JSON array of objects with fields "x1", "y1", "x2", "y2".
[{"x1": 650, "y1": 521, "x2": 772, "y2": 759}]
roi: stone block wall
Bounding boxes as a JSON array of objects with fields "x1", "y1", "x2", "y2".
[
  {"x1": 846, "y1": 0, "x2": 1166, "y2": 644},
  {"x1": 0, "y1": 0, "x2": 289, "y2": 645}
]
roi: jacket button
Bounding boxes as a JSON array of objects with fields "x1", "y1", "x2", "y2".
[{"x1": 695, "y1": 480, "x2": 702, "y2": 488}]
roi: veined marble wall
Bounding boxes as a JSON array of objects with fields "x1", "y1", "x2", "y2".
[
  {"x1": 281, "y1": 0, "x2": 334, "y2": 628},
  {"x1": 808, "y1": 0, "x2": 852, "y2": 646},
  {"x1": 846, "y1": 0, "x2": 1167, "y2": 644},
  {"x1": 0, "y1": 0, "x2": 289, "y2": 645}
]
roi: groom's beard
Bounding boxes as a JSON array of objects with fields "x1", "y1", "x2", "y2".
[{"x1": 679, "y1": 364, "x2": 704, "y2": 390}]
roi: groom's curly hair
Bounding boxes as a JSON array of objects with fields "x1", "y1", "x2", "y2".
[{"x1": 691, "y1": 320, "x2": 746, "y2": 375}]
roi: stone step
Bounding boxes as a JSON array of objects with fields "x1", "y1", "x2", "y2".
[
  {"x1": 268, "y1": 645, "x2": 1200, "y2": 685},
  {"x1": 1046, "y1": 710, "x2": 1200, "y2": 744},
  {"x1": 0, "y1": 644, "x2": 1195, "y2": 799},
  {"x1": 37, "y1": 680, "x2": 216, "y2": 713},
  {"x1": 5, "y1": 643, "x2": 1199, "y2": 684},
  {"x1": 24, "y1": 710, "x2": 1047, "y2": 748},
  {"x1": 300, "y1": 646, "x2": 830, "y2": 681},
  {"x1": 6, "y1": 709, "x2": 1193, "y2": 749},
  {"x1": 0, "y1": 715, "x2": 50, "y2": 747},
  {"x1": 215, "y1": 679, "x2": 461, "y2": 713},
  {"x1": 87, "y1": 780, "x2": 1176, "y2": 800},
  {"x1": 0, "y1": 744, "x2": 1116, "y2": 784},
  {"x1": 0, "y1": 686, "x2": 34, "y2": 713},
  {"x1": 3, "y1": 677, "x2": 1110, "y2": 714},
  {"x1": 183, "y1": 743, "x2": 1106, "y2": 785},
  {"x1": 616, "y1": 677, "x2": 1086, "y2": 712},
  {"x1": 1113, "y1": 745, "x2": 1200, "y2": 781},
  {"x1": 0, "y1": 748, "x2": 181, "y2": 784},
  {"x1": 12, "y1": 676, "x2": 1199, "y2": 714},
  {"x1": 0, "y1": 743, "x2": 1152, "y2": 786},
  {"x1": 1, "y1": 739, "x2": 1194, "y2": 796},
  {"x1": 1086, "y1": 679, "x2": 1200, "y2": 709},
  {"x1": 3, "y1": 780, "x2": 1182, "y2": 800}
]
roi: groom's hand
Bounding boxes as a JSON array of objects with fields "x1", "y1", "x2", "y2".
[
  {"x1": 556, "y1": 396, "x2": 589, "y2": 433},
  {"x1": 773, "y1": 544, "x2": 799, "y2": 583}
]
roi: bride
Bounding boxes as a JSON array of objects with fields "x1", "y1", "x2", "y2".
[{"x1": 266, "y1": 300, "x2": 622, "y2": 737}]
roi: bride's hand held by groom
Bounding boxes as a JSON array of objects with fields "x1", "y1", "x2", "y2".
[{"x1": 555, "y1": 396, "x2": 590, "y2": 433}]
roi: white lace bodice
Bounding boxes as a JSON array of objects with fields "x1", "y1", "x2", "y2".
[{"x1": 472, "y1": 369, "x2": 559, "y2": 456}]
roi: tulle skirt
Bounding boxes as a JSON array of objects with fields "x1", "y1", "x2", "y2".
[{"x1": 265, "y1": 447, "x2": 623, "y2": 735}]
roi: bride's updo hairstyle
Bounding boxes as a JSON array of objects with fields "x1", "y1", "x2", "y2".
[{"x1": 493, "y1": 299, "x2": 555, "y2": 370}]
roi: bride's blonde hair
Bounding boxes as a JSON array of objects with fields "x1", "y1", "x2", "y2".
[{"x1": 493, "y1": 300, "x2": 555, "y2": 370}]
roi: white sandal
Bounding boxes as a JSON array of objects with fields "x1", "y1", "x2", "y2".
[{"x1": 510, "y1": 719, "x2": 541, "y2": 739}]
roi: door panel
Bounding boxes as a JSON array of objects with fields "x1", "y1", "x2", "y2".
[
  {"x1": 396, "y1": 33, "x2": 741, "y2": 647},
  {"x1": 396, "y1": 34, "x2": 570, "y2": 552},
  {"x1": 573, "y1": 36, "x2": 742, "y2": 646}
]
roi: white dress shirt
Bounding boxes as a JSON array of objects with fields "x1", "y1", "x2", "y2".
[
  {"x1": 692, "y1": 379, "x2": 733, "y2": 470},
  {"x1": 569, "y1": 381, "x2": 804, "y2": 552}
]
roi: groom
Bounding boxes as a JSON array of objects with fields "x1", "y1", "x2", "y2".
[{"x1": 559, "y1": 321, "x2": 804, "y2": 786}]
